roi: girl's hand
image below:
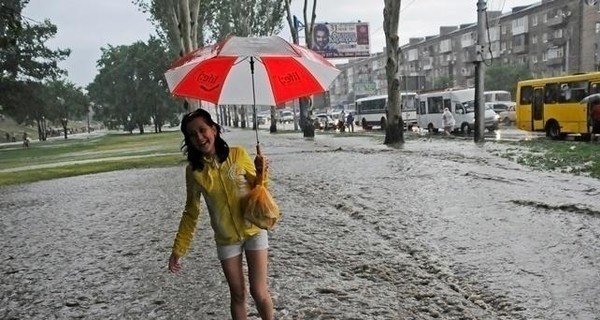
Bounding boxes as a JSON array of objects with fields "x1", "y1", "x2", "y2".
[
  {"x1": 254, "y1": 154, "x2": 267, "y2": 172},
  {"x1": 168, "y1": 252, "x2": 182, "y2": 273}
]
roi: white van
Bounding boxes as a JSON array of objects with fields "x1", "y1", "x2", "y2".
[
  {"x1": 416, "y1": 88, "x2": 499, "y2": 133},
  {"x1": 354, "y1": 93, "x2": 418, "y2": 130},
  {"x1": 484, "y1": 90, "x2": 516, "y2": 114}
]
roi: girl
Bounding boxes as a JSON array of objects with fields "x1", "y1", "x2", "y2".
[{"x1": 168, "y1": 108, "x2": 273, "y2": 319}]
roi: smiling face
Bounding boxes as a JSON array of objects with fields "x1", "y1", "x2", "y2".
[
  {"x1": 315, "y1": 30, "x2": 328, "y2": 48},
  {"x1": 186, "y1": 116, "x2": 217, "y2": 155}
]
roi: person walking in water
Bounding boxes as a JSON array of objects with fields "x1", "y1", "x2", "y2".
[
  {"x1": 168, "y1": 108, "x2": 273, "y2": 319},
  {"x1": 338, "y1": 110, "x2": 346, "y2": 132},
  {"x1": 346, "y1": 112, "x2": 355, "y2": 133},
  {"x1": 22, "y1": 131, "x2": 30, "y2": 147},
  {"x1": 441, "y1": 107, "x2": 455, "y2": 136}
]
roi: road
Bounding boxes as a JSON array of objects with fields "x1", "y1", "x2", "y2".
[{"x1": 1, "y1": 128, "x2": 599, "y2": 319}]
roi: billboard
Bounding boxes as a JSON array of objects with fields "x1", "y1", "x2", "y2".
[{"x1": 311, "y1": 22, "x2": 370, "y2": 59}]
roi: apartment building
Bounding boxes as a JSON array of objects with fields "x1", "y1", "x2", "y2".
[{"x1": 329, "y1": 0, "x2": 600, "y2": 107}]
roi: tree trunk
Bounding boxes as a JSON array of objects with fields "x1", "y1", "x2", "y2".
[
  {"x1": 240, "y1": 105, "x2": 247, "y2": 128},
  {"x1": 62, "y1": 121, "x2": 68, "y2": 139},
  {"x1": 269, "y1": 105, "x2": 278, "y2": 133},
  {"x1": 299, "y1": 0, "x2": 318, "y2": 137},
  {"x1": 234, "y1": 106, "x2": 240, "y2": 128},
  {"x1": 383, "y1": 0, "x2": 404, "y2": 145}
]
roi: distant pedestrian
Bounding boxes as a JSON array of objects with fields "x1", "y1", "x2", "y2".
[
  {"x1": 22, "y1": 132, "x2": 30, "y2": 148},
  {"x1": 442, "y1": 108, "x2": 455, "y2": 135},
  {"x1": 338, "y1": 110, "x2": 346, "y2": 132},
  {"x1": 346, "y1": 112, "x2": 355, "y2": 132},
  {"x1": 5, "y1": 132, "x2": 9, "y2": 142},
  {"x1": 168, "y1": 108, "x2": 273, "y2": 319}
]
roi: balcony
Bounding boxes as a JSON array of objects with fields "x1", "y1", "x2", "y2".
[
  {"x1": 513, "y1": 43, "x2": 529, "y2": 54},
  {"x1": 546, "y1": 56, "x2": 564, "y2": 66},
  {"x1": 551, "y1": 37, "x2": 567, "y2": 46},
  {"x1": 547, "y1": 15, "x2": 566, "y2": 27}
]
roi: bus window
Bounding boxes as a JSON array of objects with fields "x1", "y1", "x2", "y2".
[
  {"x1": 484, "y1": 93, "x2": 492, "y2": 103},
  {"x1": 570, "y1": 81, "x2": 588, "y2": 102},
  {"x1": 544, "y1": 83, "x2": 559, "y2": 104},
  {"x1": 455, "y1": 103, "x2": 465, "y2": 114},
  {"x1": 427, "y1": 96, "x2": 443, "y2": 113},
  {"x1": 444, "y1": 99, "x2": 451, "y2": 110},
  {"x1": 520, "y1": 86, "x2": 533, "y2": 104},
  {"x1": 591, "y1": 83, "x2": 600, "y2": 95},
  {"x1": 558, "y1": 81, "x2": 588, "y2": 103},
  {"x1": 418, "y1": 101, "x2": 426, "y2": 114},
  {"x1": 533, "y1": 88, "x2": 544, "y2": 120}
]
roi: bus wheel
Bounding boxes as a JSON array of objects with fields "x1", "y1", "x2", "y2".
[
  {"x1": 461, "y1": 123, "x2": 471, "y2": 135},
  {"x1": 581, "y1": 133, "x2": 592, "y2": 142},
  {"x1": 427, "y1": 123, "x2": 434, "y2": 133},
  {"x1": 547, "y1": 121, "x2": 561, "y2": 140},
  {"x1": 380, "y1": 118, "x2": 386, "y2": 131},
  {"x1": 362, "y1": 118, "x2": 369, "y2": 130}
]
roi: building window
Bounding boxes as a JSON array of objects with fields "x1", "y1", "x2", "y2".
[
  {"x1": 532, "y1": 35, "x2": 538, "y2": 44},
  {"x1": 519, "y1": 56, "x2": 528, "y2": 65},
  {"x1": 596, "y1": 22, "x2": 600, "y2": 34},
  {"x1": 532, "y1": 56, "x2": 538, "y2": 63},
  {"x1": 554, "y1": 29, "x2": 563, "y2": 38},
  {"x1": 543, "y1": 33, "x2": 548, "y2": 43},
  {"x1": 532, "y1": 15, "x2": 538, "y2": 26},
  {"x1": 501, "y1": 25, "x2": 507, "y2": 35}
]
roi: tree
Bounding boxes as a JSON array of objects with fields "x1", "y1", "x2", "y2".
[
  {"x1": 485, "y1": 65, "x2": 532, "y2": 98},
  {"x1": 209, "y1": 0, "x2": 285, "y2": 131},
  {"x1": 0, "y1": 0, "x2": 70, "y2": 127},
  {"x1": 383, "y1": 0, "x2": 403, "y2": 144},
  {"x1": 87, "y1": 39, "x2": 178, "y2": 133},
  {"x1": 136, "y1": 0, "x2": 286, "y2": 118},
  {"x1": 434, "y1": 75, "x2": 453, "y2": 90},
  {"x1": 284, "y1": 0, "x2": 317, "y2": 137},
  {"x1": 46, "y1": 80, "x2": 89, "y2": 139},
  {"x1": 134, "y1": 0, "x2": 207, "y2": 57}
]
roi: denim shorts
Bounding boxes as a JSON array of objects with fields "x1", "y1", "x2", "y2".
[{"x1": 216, "y1": 230, "x2": 269, "y2": 261}]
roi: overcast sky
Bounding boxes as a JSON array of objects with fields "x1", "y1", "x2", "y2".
[{"x1": 23, "y1": 0, "x2": 539, "y2": 88}]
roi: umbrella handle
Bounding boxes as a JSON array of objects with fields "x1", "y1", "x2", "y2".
[
  {"x1": 256, "y1": 144, "x2": 262, "y2": 155},
  {"x1": 255, "y1": 143, "x2": 266, "y2": 186}
]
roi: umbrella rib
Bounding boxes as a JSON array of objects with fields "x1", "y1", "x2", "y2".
[{"x1": 231, "y1": 56, "x2": 266, "y2": 67}]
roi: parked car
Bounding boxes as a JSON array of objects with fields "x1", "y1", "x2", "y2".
[
  {"x1": 256, "y1": 112, "x2": 269, "y2": 125},
  {"x1": 314, "y1": 113, "x2": 335, "y2": 130},
  {"x1": 486, "y1": 102, "x2": 516, "y2": 114},
  {"x1": 498, "y1": 105, "x2": 516, "y2": 125},
  {"x1": 279, "y1": 110, "x2": 294, "y2": 124}
]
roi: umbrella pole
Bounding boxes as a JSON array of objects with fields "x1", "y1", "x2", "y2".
[{"x1": 250, "y1": 57, "x2": 260, "y2": 146}]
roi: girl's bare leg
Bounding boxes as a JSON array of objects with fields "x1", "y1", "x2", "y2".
[
  {"x1": 221, "y1": 255, "x2": 247, "y2": 320},
  {"x1": 246, "y1": 249, "x2": 273, "y2": 319}
]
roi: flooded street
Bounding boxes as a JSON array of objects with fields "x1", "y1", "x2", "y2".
[{"x1": 1, "y1": 129, "x2": 599, "y2": 319}]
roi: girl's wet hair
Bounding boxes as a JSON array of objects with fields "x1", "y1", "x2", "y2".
[{"x1": 180, "y1": 108, "x2": 229, "y2": 171}]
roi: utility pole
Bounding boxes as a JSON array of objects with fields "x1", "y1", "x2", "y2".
[{"x1": 474, "y1": 0, "x2": 486, "y2": 143}]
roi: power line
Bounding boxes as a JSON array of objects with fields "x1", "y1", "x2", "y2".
[
  {"x1": 0, "y1": 4, "x2": 44, "y2": 25},
  {"x1": 372, "y1": 0, "x2": 418, "y2": 35}
]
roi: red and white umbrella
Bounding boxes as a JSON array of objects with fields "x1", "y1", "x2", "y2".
[{"x1": 164, "y1": 35, "x2": 340, "y2": 106}]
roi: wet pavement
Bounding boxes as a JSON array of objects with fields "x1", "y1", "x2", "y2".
[{"x1": 1, "y1": 128, "x2": 599, "y2": 320}]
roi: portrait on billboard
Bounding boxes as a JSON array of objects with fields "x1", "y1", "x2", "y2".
[
  {"x1": 313, "y1": 24, "x2": 339, "y2": 54},
  {"x1": 311, "y1": 22, "x2": 370, "y2": 59}
]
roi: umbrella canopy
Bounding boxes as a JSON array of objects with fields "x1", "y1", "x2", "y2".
[
  {"x1": 164, "y1": 36, "x2": 341, "y2": 106},
  {"x1": 580, "y1": 93, "x2": 600, "y2": 104}
]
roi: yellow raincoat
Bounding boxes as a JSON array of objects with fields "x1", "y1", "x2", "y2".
[{"x1": 172, "y1": 146, "x2": 264, "y2": 257}]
